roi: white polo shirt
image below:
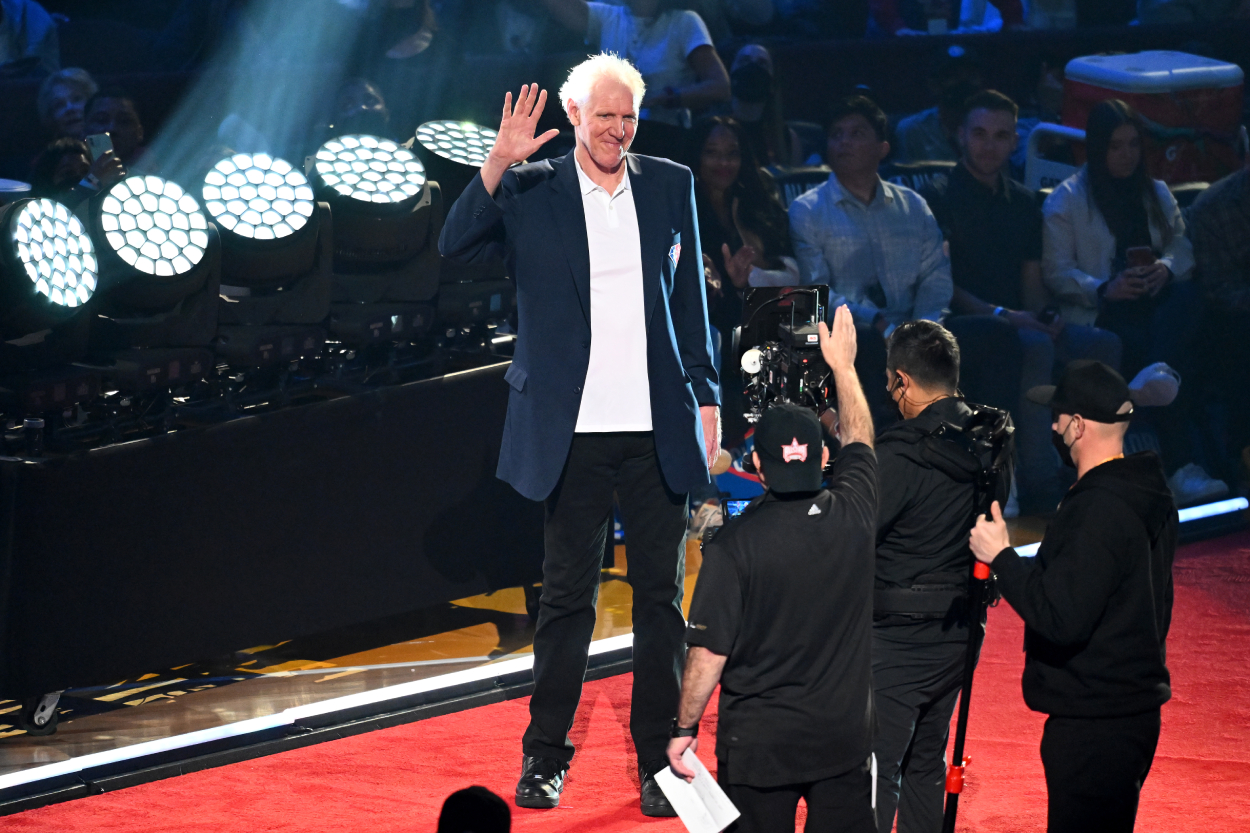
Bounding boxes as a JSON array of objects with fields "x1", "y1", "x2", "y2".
[{"x1": 573, "y1": 156, "x2": 652, "y2": 432}]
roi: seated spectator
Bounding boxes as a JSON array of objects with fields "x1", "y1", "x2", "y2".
[
  {"x1": 790, "y1": 95, "x2": 952, "y2": 426},
  {"x1": 83, "y1": 87, "x2": 146, "y2": 168},
  {"x1": 438, "y1": 785, "x2": 510, "y2": 833},
  {"x1": 892, "y1": 47, "x2": 984, "y2": 165},
  {"x1": 0, "y1": 0, "x2": 58, "y2": 75},
  {"x1": 690, "y1": 115, "x2": 797, "y2": 444},
  {"x1": 727, "y1": 44, "x2": 802, "y2": 166},
  {"x1": 924, "y1": 89, "x2": 1121, "y2": 513},
  {"x1": 539, "y1": 0, "x2": 730, "y2": 128},
  {"x1": 1043, "y1": 98, "x2": 1225, "y2": 503},
  {"x1": 1187, "y1": 125, "x2": 1250, "y2": 482},
  {"x1": 330, "y1": 77, "x2": 393, "y2": 139},
  {"x1": 36, "y1": 67, "x2": 97, "y2": 141},
  {"x1": 1138, "y1": 0, "x2": 1250, "y2": 22},
  {"x1": 28, "y1": 136, "x2": 126, "y2": 208}
]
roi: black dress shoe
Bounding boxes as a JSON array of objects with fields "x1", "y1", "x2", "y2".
[
  {"x1": 515, "y1": 755, "x2": 567, "y2": 809},
  {"x1": 639, "y1": 759, "x2": 678, "y2": 817}
]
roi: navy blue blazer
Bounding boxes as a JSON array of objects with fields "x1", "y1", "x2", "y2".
[{"x1": 439, "y1": 150, "x2": 720, "y2": 502}]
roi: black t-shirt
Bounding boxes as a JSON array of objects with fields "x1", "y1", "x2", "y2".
[
  {"x1": 875, "y1": 398, "x2": 980, "y2": 642},
  {"x1": 923, "y1": 164, "x2": 1043, "y2": 311},
  {"x1": 685, "y1": 443, "x2": 877, "y2": 788}
]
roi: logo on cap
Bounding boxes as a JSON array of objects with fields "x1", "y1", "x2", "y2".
[{"x1": 781, "y1": 438, "x2": 808, "y2": 463}]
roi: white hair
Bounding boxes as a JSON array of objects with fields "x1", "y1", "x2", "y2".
[{"x1": 559, "y1": 53, "x2": 646, "y2": 120}]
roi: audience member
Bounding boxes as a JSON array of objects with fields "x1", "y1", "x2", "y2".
[
  {"x1": 1187, "y1": 125, "x2": 1250, "y2": 476},
  {"x1": 690, "y1": 115, "x2": 797, "y2": 445},
  {"x1": 27, "y1": 136, "x2": 121, "y2": 204},
  {"x1": 727, "y1": 44, "x2": 803, "y2": 166},
  {"x1": 1043, "y1": 99, "x2": 1225, "y2": 504},
  {"x1": 36, "y1": 67, "x2": 98, "y2": 141},
  {"x1": 330, "y1": 77, "x2": 393, "y2": 139},
  {"x1": 0, "y1": 0, "x2": 58, "y2": 75},
  {"x1": 892, "y1": 47, "x2": 984, "y2": 165},
  {"x1": 83, "y1": 88, "x2": 147, "y2": 168},
  {"x1": 791, "y1": 95, "x2": 951, "y2": 427},
  {"x1": 438, "y1": 785, "x2": 511, "y2": 833},
  {"x1": 924, "y1": 89, "x2": 1121, "y2": 513},
  {"x1": 540, "y1": 0, "x2": 731, "y2": 128}
]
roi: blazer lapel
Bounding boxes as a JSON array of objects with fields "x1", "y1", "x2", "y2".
[
  {"x1": 548, "y1": 152, "x2": 591, "y2": 326},
  {"x1": 628, "y1": 154, "x2": 663, "y2": 323}
]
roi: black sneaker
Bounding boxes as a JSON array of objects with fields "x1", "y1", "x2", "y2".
[
  {"x1": 639, "y1": 758, "x2": 677, "y2": 817},
  {"x1": 515, "y1": 755, "x2": 567, "y2": 809}
]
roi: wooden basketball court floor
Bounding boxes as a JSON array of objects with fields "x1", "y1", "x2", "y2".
[{"x1": 0, "y1": 516, "x2": 1049, "y2": 793}]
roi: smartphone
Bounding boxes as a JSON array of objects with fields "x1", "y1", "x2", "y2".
[
  {"x1": 85, "y1": 133, "x2": 113, "y2": 161},
  {"x1": 723, "y1": 499, "x2": 752, "y2": 519},
  {"x1": 1126, "y1": 246, "x2": 1156, "y2": 268}
]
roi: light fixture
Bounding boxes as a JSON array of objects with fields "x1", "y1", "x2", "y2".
[
  {"x1": 202, "y1": 153, "x2": 315, "y2": 242},
  {"x1": 98, "y1": 176, "x2": 209, "y2": 281},
  {"x1": 5, "y1": 198, "x2": 97, "y2": 310},
  {"x1": 312, "y1": 135, "x2": 427, "y2": 208},
  {"x1": 414, "y1": 121, "x2": 498, "y2": 168},
  {"x1": 0, "y1": 197, "x2": 101, "y2": 408},
  {"x1": 414, "y1": 120, "x2": 497, "y2": 206}
]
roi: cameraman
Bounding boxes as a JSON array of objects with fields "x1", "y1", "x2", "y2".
[
  {"x1": 666, "y1": 305, "x2": 878, "y2": 833},
  {"x1": 872, "y1": 320, "x2": 1011, "y2": 833}
]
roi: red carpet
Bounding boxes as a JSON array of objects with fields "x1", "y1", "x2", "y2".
[{"x1": 6, "y1": 531, "x2": 1250, "y2": 832}]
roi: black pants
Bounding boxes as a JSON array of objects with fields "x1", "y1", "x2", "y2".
[
  {"x1": 872, "y1": 628, "x2": 971, "y2": 833},
  {"x1": 719, "y1": 756, "x2": 876, "y2": 833},
  {"x1": 1040, "y1": 710, "x2": 1161, "y2": 833},
  {"x1": 521, "y1": 432, "x2": 688, "y2": 765}
]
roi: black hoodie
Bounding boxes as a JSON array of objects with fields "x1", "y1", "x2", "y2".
[{"x1": 991, "y1": 452, "x2": 1177, "y2": 718}]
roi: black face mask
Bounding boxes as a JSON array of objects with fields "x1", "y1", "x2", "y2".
[
  {"x1": 731, "y1": 63, "x2": 772, "y2": 104},
  {"x1": 885, "y1": 379, "x2": 904, "y2": 423},
  {"x1": 1052, "y1": 424, "x2": 1076, "y2": 469}
]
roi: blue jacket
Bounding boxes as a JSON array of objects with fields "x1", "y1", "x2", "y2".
[{"x1": 439, "y1": 150, "x2": 719, "y2": 501}]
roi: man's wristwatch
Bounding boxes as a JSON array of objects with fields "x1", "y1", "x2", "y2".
[{"x1": 669, "y1": 718, "x2": 699, "y2": 739}]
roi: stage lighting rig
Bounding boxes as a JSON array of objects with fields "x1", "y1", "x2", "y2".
[
  {"x1": 0, "y1": 197, "x2": 103, "y2": 426},
  {"x1": 311, "y1": 135, "x2": 442, "y2": 375},
  {"x1": 203, "y1": 153, "x2": 329, "y2": 372},
  {"x1": 81, "y1": 175, "x2": 220, "y2": 440}
]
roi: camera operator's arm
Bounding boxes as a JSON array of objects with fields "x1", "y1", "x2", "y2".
[
  {"x1": 819, "y1": 305, "x2": 873, "y2": 449},
  {"x1": 666, "y1": 646, "x2": 726, "y2": 782}
]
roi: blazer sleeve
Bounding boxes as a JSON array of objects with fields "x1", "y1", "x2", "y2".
[
  {"x1": 670, "y1": 168, "x2": 721, "y2": 408},
  {"x1": 1154, "y1": 181, "x2": 1194, "y2": 282},
  {"x1": 438, "y1": 171, "x2": 509, "y2": 265},
  {"x1": 1042, "y1": 185, "x2": 1103, "y2": 309}
]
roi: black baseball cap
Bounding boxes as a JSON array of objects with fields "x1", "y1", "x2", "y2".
[
  {"x1": 755, "y1": 403, "x2": 823, "y2": 493},
  {"x1": 1026, "y1": 360, "x2": 1134, "y2": 423}
]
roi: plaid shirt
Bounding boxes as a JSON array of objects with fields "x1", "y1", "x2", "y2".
[
  {"x1": 1188, "y1": 169, "x2": 1250, "y2": 314},
  {"x1": 789, "y1": 172, "x2": 951, "y2": 329}
]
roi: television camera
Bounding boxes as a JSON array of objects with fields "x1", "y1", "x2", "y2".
[{"x1": 735, "y1": 285, "x2": 832, "y2": 424}]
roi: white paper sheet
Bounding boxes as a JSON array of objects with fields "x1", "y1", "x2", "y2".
[{"x1": 654, "y1": 749, "x2": 740, "y2": 833}]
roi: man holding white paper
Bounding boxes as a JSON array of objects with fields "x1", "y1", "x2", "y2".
[{"x1": 666, "y1": 305, "x2": 878, "y2": 833}]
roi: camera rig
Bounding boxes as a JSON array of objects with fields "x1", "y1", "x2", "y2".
[{"x1": 734, "y1": 285, "x2": 831, "y2": 423}]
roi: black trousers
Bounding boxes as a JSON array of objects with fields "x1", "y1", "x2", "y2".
[
  {"x1": 719, "y1": 756, "x2": 876, "y2": 833},
  {"x1": 1040, "y1": 710, "x2": 1161, "y2": 833},
  {"x1": 521, "y1": 432, "x2": 688, "y2": 765},
  {"x1": 872, "y1": 628, "x2": 971, "y2": 833}
]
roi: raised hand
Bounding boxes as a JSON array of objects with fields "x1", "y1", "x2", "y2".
[
  {"x1": 818, "y1": 304, "x2": 858, "y2": 372},
  {"x1": 481, "y1": 83, "x2": 560, "y2": 195},
  {"x1": 721, "y1": 242, "x2": 757, "y2": 289}
]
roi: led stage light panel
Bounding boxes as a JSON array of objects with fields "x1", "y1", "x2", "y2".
[
  {"x1": 99, "y1": 176, "x2": 209, "y2": 277},
  {"x1": 415, "y1": 121, "x2": 498, "y2": 168},
  {"x1": 314, "y1": 135, "x2": 426, "y2": 204},
  {"x1": 203, "y1": 154, "x2": 314, "y2": 240},
  {"x1": 10, "y1": 198, "x2": 98, "y2": 307}
]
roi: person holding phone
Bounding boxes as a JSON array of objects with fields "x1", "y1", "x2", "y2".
[{"x1": 1042, "y1": 99, "x2": 1224, "y2": 505}]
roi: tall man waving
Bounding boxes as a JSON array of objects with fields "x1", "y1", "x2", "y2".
[{"x1": 439, "y1": 55, "x2": 720, "y2": 817}]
